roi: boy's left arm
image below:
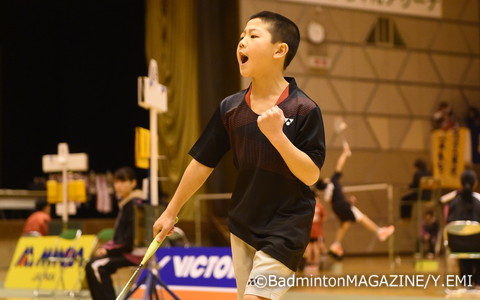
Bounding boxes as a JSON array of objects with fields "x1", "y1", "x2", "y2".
[{"x1": 258, "y1": 106, "x2": 320, "y2": 186}]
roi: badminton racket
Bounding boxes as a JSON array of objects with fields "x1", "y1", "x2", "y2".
[
  {"x1": 333, "y1": 117, "x2": 351, "y2": 156},
  {"x1": 115, "y1": 217, "x2": 178, "y2": 300}
]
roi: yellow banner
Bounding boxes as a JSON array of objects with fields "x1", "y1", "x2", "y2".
[
  {"x1": 5, "y1": 235, "x2": 96, "y2": 290},
  {"x1": 432, "y1": 127, "x2": 471, "y2": 189},
  {"x1": 46, "y1": 180, "x2": 87, "y2": 203},
  {"x1": 135, "y1": 127, "x2": 150, "y2": 169}
]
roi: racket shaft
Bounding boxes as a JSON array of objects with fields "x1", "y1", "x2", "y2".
[
  {"x1": 115, "y1": 264, "x2": 142, "y2": 300},
  {"x1": 115, "y1": 217, "x2": 178, "y2": 300}
]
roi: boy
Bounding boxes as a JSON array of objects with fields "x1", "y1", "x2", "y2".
[
  {"x1": 153, "y1": 11, "x2": 325, "y2": 300},
  {"x1": 314, "y1": 142, "x2": 394, "y2": 260},
  {"x1": 85, "y1": 167, "x2": 145, "y2": 300}
]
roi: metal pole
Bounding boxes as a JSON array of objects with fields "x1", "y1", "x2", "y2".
[
  {"x1": 62, "y1": 165, "x2": 68, "y2": 226},
  {"x1": 387, "y1": 184, "x2": 394, "y2": 270},
  {"x1": 195, "y1": 196, "x2": 201, "y2": 246},
  {"x1": 150, "y1": 108, "x2": 158, "y2": 206},
  {"x1": 193, "y1": 193, "x2": 232, "y2": 246},
  {"x1": 58, "y1": 143, "x2": 69, "y2": 227}
]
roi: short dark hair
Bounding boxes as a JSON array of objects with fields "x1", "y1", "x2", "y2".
[
  {"x1": 414, "y1": 158, "x2": 427, "y2": 170},
  {"x1": 35, "y1": 197, "x2": 49, "y2": 211},
  {"x1": 113, "y1": 166, "x2": 137, "y2": 182},
  {"x1": 249, "y1": 11, "x2": 300, "y2": 69}
]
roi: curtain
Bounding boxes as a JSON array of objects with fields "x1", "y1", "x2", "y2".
[{"x1": 145, "y1": 0, "x2": 201, "y2": 219}]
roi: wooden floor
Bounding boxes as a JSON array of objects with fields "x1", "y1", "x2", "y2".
[{"x1": 0, "y1": 254, "x2": 479, "y2": 300}]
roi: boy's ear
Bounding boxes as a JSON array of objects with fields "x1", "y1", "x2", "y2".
[{"x1": 273, "y1": 42, "x2": 288, "y2": 59}]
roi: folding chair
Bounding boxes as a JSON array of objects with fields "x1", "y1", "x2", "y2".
[
  {"x1": 443, "y1": 220, "x2": 480, "y2": 294},
  {"x1": 96, "y1": 228, "x2": 114, "y2": 244}
]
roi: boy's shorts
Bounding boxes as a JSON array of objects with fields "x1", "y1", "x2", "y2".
[{"x1": 230, "y1": 233, "x2": 294, "y2": 300}]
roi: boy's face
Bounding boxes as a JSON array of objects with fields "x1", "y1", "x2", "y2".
[
  {"x1": 113, "y1": 179, "x2": 136, "y2": 199},
  {"x1": 237, "y1": 18, "x2": 284, "y2": 78}
]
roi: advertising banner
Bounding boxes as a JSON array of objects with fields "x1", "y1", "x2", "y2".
[
  {"x1": 5, "y1": 235, "x2": 96, "y2": 290},
  {"x1": 432, "y1": 127, "x2": 471, "y2": 189},
  {"x1": 282, "y1": 0, "x2": 442, "y2": 18},
  {"x1": 131, "y1": 247, "x2": 236, "y2": 300}
]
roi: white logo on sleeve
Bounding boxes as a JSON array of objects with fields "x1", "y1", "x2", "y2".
[{"x1": 285, "y1": 118, "x2": 294, "y2": 126}]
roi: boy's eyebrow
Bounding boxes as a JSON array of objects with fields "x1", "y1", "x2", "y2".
[{"x1": 240, "y1": 28, "x2": 260, "y2": 36}]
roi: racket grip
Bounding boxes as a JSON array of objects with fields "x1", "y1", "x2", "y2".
[{"x1": 140, "y1": 217, "x2": 178, "y2": 265}]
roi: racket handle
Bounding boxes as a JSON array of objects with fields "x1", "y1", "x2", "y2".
[{"x1": 140, "y1": 217, "x2": 178, "y2": 265}]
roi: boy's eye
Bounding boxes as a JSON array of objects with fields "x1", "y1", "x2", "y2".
[{"x1": 250, "y1": 35, "x2": 258, "y2": 38}]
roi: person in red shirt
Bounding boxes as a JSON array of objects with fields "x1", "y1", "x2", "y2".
[
  {"x1": 305, "y1": 198, "x2": 327, "y2": 268},
  {"x1": 22, "y1": 198, "x2": 51, "y2": 236}
]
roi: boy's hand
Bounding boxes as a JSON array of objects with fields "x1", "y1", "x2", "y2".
[
  {"x1": 257, "y1": 106, "x2": 285, "y2": 140},
  {"x1": 152, "y1": 214, "x2": 176, "y2": 243}
]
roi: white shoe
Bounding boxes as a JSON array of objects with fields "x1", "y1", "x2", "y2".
[{"x1": 377, "y1": 225, "x2": 395, "y2": 242}]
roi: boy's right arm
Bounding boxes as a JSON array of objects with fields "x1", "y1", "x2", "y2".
[{"x1": 153, "y1": 158, "x2": 214, "y2": 242}]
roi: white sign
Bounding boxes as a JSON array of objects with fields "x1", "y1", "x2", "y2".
[
  {"x1": 282, "y1": 0, "x2": 442, "y2": 18},
  {"x1": 137, "y1": 59, "x2": 168, "y2": 112},
  {"x1": 42, "y1": 143, "x2": 88, "y2": 173}
]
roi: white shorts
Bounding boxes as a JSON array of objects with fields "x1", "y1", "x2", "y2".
[{"x1": 230, "y1": 233, "x2": 294, "y2": 300}]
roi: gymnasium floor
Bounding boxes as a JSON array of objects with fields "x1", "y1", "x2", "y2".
[{"x1": 1, "y1": 255, "x2": 478, "y2": 300}]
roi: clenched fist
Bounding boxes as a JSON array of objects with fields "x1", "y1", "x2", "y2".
[{"x1": 257, "y1": 106, "x2": 285, "y2": 140}]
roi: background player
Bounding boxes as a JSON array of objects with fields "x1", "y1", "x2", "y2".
[{"x1": 314, "y1": 142, "x2": 394, "y2": 259}]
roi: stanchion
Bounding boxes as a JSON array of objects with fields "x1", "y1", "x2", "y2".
[{"x1": 124, "y1": 258, "x2": 180, "y2": 300}]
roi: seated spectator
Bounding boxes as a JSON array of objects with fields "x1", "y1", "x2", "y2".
[
  {"x1": 85, "y1": 166, "x2": 145, "y2": 300},
  {"x1": 400, "y1": 158, "x2": 432, "y2": 220},
  {"x1": 432, "y1": 101, "x2": 458, "y2": 131},
  {"x1": 22, "y1": 197, "x2": 51, "y2": 236},
  {"x1": 420, "y1": 210, "x2": 439, "y2": 258},
  {"x1": 446, "y1": 169, "x2": 480, "y2": 288}
]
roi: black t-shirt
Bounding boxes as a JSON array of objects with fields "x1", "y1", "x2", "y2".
[{"x1": 189, "y1": 78, "x2": 325, "y2": 270}]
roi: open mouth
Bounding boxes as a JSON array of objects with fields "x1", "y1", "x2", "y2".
[{"x1": 240, "y1": 54, "x2": 249, "y2": 64}]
